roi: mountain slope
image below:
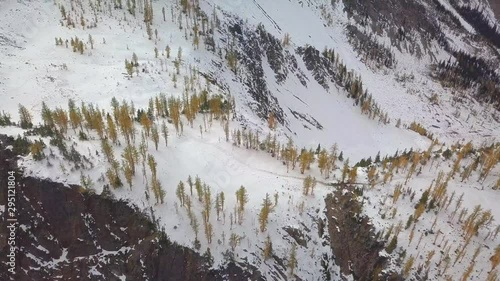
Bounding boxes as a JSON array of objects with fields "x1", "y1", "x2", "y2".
[{"x1": 0, "y1": 0, "x2": 500, "y2": 280}]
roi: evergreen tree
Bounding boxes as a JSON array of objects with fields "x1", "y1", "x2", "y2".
[
  {"x1": 402, "y1": 256, "x2": 414, "y2": 278},
  {"x1": 187, "y1": 175, "x2": 193, "y2": 195},
  {"x1": 235, "y1": 186, "x2": 248, "y2": 225},
  {"x1": 491, "y1": 245, "x2": 500, "y2": 271},
  {"x1": 176, "y1": 181, "x2": 185, "y2": 207},
  {"x1": 18, "y1": 104, "x2": 33, "y2": 129},
  {"x1": 106, "y1": 114, "x2": 118, "y2": 144},
  {"x1": 195, "y1": 176, "x2": 203, "y2": 202},
  {"x1": 41, "y1": 102, "x2": 54, "y2": 128},
  {"x1": 288, "y1": 244, "x2": 297, "y2": 276},
  {"x1": 263, "y1": 235, "x2": 273, "y2": 260},
  {"x1": 151, "y1": 124, "x2": 160, "y2": 150},
  {"x1": 161, "y1": 121, "x2": 169, "y2": 147},
  {"x1": 386, "y1": 235, "x2": 398, "y2": 253},
  {"x1": 68, "y1": 99, "x2": 82, "y2": 131}
]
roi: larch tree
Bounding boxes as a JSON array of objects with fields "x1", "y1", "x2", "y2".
[
  {"x1": 341, "y1": 159, "x2": 350, "y2": 183},
  {"x1": 215, "y1": 193, "x2": 222, "y2": 221},
  {"x1": 235, "y1": 185, "x2": 248, "y2": 225},
  {"x1": 302, "y1": 175, "x2": 317, "y2": 196},
  {"x1": 176, "y1": 181, "x2": 186, "y2": 207},
  {"x1": 187, "y1": 175, "x2": 193, "y2": 195},
  {"x1": 123, "y1": 159, "x2": 134, "y2": 189},
  {"x1": 41, "y1": 102, "x2": 55, "y2": 129},
  {"x1": 203, "y1": 184, "x2": 212, "y2": 222},
  {"x1": 140, "y1": 112, "x2": 152, "y2": 137},
  {"x1": 288, "y1": 244, "x2": 297, "y2": 276},
  {"x1": 121, "y1": 137, "x2": 138, "y2": 174},
  {"x1": 18, "y1": 104, "x2": 33, "y2": 129},
  {"x1": 461, "y1": 261, "x2": 475, "y2": 281},
  {"x1": 282, "y1": 33, "x2": 291, "y2": 46},
  {"x1": 125, "y1": 59, "x2": 134, "y2": 76},
  {"x1": 348, "y1": 166, "x2": 358, "y2": 184},
  {"x1": 106, "y1": 114, "x2": 118, "y2": 144},
  {"x1": 318, "y1": 148, "x2": 328, "y2": 176},
  {"x1": 88, "y1": 34, "x2": 94, "y2": 49},
  {"x1": 195, "y1": 176, "x2": 203, "y2": 202},
  {"x1": 165, "y1": 45, "x2": 171, "y2": 58},
  {"x1": 106, "y1": 162, "x2": 123, "y2": 189},
  {"x1": 118, "y1": 102, "x2": 134, "y2": 143},
  {"x1": 386, "y1": 235, "x2": 398, "y2": 253},
  {"x1": 402, "y1": 255, "x2": 414, "y2": 278},
  {"x1": 168, "y1": 97, "x2": 181, "y2": 134},
  {"x1": 152, "y1": 177, "x2": 165, "y2": 204},
  {"x1": 367, "y1": 166, "x2": 378, "y2": 187},
  {"x1": 161, "y1": 121, "x2": 169, "y2": 147},
  {"x1": 68, "y1": 99, "x2": 82, "y2": 131},
  {"x1": 53, "y1": 108, "x2": 69, "y2": 135},
  {"x1": 151, "y1": 124, "x2": 160, "y2": 150},
  {"x1": 268, "y1": 112, "x2": 276, "y2": 130},
  {"x1": 30, "y1": 139, "x2": 45, "y2": 161},
  {"x1": 329, "y1": 144, "x2": 338, "y2": 170},
  {"x1": 490, "y1": 244, "x2": 500, "y2": 271},
  {"x1": 147, "y1": 154, "x2": 157, "y2": 177},
  {"x1": 101, "y1": 138, "x2": 115, "y2": 164},
  {"x1": 258, "y1": 193, "x2": 274, "y2": 232},
  {"x1": 285, "y1": 138, "x2": 294, "y2": 172},
  {"x1": 299, "y1": 149, "x2": 314, "y2": 174},
  {"x1": 263, "y1": 235, "x2": 273, "y2": 260},
  {"x1": 487, "y1": 270, "x2": 498, "y2": 281},
  {"x1": 219, "y1": 192, "x2": 225, "y2": 212}
]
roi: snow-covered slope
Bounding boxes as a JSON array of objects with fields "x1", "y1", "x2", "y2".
[
  {"x1": 1, "y1": 0, "x2": 500, "y2": 280},
  {"x1": 0, "y1": 0, "x2": 450, "y2": 162}
]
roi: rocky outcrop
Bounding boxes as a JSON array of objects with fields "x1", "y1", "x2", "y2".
[
  {"x1": 226, "y1": 20, "x2": 289, "y2": 126},
  {"x1": 223, "y1": 19, "x2": 312, "y2": 128},
  {"x1": 296, "y1": 45, "x2": 339, "y2": 90},
  {"x1": 325, "y1": 186, "x2": 403, "y2": 281}
]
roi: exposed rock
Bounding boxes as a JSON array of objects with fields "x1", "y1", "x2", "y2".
[
  {"x1": 296, "y1": 45, "x2": 338, "y2": 90},
  {"x1": 325, "y1": 186, "x2": 403, "y2": 281},
  {"x1": 283, "y1": 226, "x2": 309, "y2": 248}
]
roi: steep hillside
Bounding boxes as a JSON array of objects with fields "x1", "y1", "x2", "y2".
[{"x1": 1, "y1": 0, "x2": 500, "y2": 280}]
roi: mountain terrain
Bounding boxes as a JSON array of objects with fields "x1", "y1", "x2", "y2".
[{"x1": 1, "y1": 0, "x2": 500, "y2": 280}]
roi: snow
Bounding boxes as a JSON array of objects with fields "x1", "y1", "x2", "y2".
[
  {"x1": 0, "y1": 0, "x2": 499, "y2": 280},
  {"x1": 14, "y1": 110, "x2": 341, "y2": 279},
  {"x1": 36, "y1": 245, "x2": 50, "y2": 254},
  {"x1": 361, "y1": 152, "x2": 500, "y2": 280},
  {"x1": 437, "y1": 0, "x2": 477, "y2": 33},
  {"x1": 88, "y1": 265, "x2": 103, "y2": 276}
]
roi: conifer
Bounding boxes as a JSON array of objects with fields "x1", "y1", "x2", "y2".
[
  {"x1": 18, "y1": 104, "x2": 33, "y2": 129},
  {"x1": 288, "y1": 244, "x2": 297, "y2": 276},
  {"x1": 235, "y1": 186, "x2": 248, "y2": 225},
  {"x1": 263, "y1": 235, "x2": 273, "y2": 260},
  {"x1": 258, "y1": 193, "x2": 274, "y2": 232}
]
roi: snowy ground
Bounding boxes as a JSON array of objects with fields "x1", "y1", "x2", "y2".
[
  {"x1": 2, "y1": 116, "x2": 342, "y2": 280},
  {"x1": 1, "y1": 0, "x2": 499, "y2": 280},
  {"x1": 361, "y1": 153, "x2": 500, "y2": 280},
  {"x1": 0, "y1": 0, "x2": 478, "y2": 163}
]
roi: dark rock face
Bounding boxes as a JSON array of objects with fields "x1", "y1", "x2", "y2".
[
  {"x1": 224, "y1": 20, "x2": 312, "y2": 128},
  {"x1": 0, "y1": 135, "x2": 264, "y2": 281},
  {"x1": 490, "y1": 0, "x2": 500, "y2": 21},
  {"x1": 341, "y1": 0, "x2": 440, "y2": 40},
  {"x1": 324, "y1": 186, "x2": 403, "y2": 281},
  {"x1": 283, "y1": 226, "x2": 309, "y2": 248},
  {"x1": 296, "y1": 46, "x2": 338, "y2": 90},
  {"x1": 227, "y1": 21, "x2": 289, "y2": 126}
]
